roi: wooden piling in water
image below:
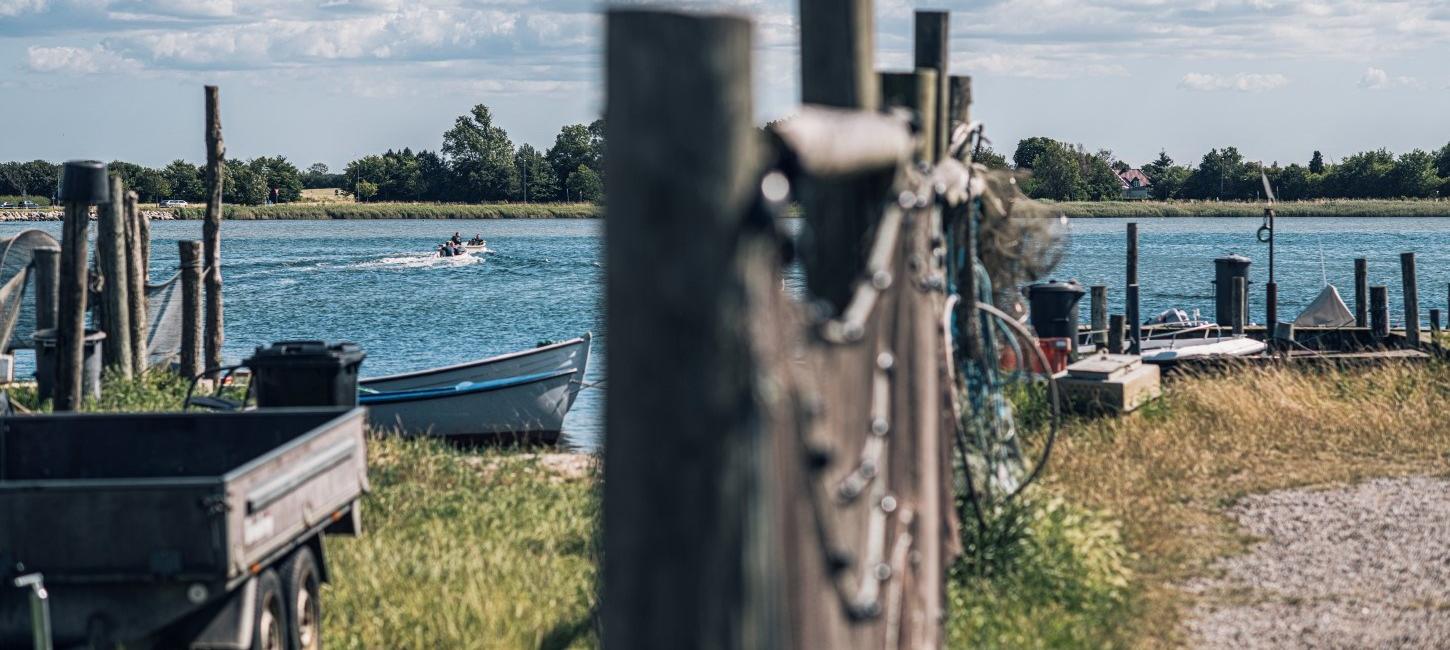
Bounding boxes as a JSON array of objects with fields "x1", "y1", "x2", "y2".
[
  {"x1": 56, "y1": 200, "x2": 90, "y2": 411},
  {"x1": 32, "y1": 248, "x2": 59, "y2": 333},
  {"x1": 96, "y1": 174, "x2": 133, "y2": 377},
  {"x1": 1370, "y1": 285, "x2": 1389, "y2": 340},
  {"x1": 1126, "y1": 222, "x2": 1138, "y2": 286},
  {"x1": 1108, "y1": 314, "x2": 1125, "y2": 354},
  {"x1": 124, "y1": 190, "x2": 147, "y2": 375},
  {"x1": 1400, "y1": 252, "x2": 1420, "y2": 347},
  {"x1": 1265, "y1": 281, "x2": 1278, "y2": 327},
  {"x1": 204, "y1": 85, "x2": 226, "y2": 374},
  {"x1": 178, "y1": 240, "x2": 203, "y2": 378},
  {"x1": 879, "y1": 69, "x2": 938, "y2": 163},
  {"x1": 1231, "y1": 276, "x2": 1245, "y2": 335},
  {"x1": 1127, "y1": 283, "x2": 1141, "y2": 354},
  {"x1": 1354, "y1": 258, "x2": 1368, "y2": 327},
  {"x1": 912, "y1": 10, "x2": 949, "y2": 161},
  {"x1": 1090, "y1": 285, "x2": 1108, "y2": 350}
]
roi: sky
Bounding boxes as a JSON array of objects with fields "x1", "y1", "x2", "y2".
[{"x1": 1, "y1": 0, "x2": 1449, "y2": 171}]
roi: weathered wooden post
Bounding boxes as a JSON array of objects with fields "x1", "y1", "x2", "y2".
[
  {"x1": 1353, "y1": 258, "x2": 1368, "y2": 327},
  {"x1": 1126, "y1": 284, "x2": 1141, "y2": 354},
  {"x1": 1430, "y1": 309, "x2": 1442, "y2": 339},
  {"x1": 1108, "y1": 314, "x2": 1125, "y2": 354},
  {"x1": 124, "y1": 190, "x2": 147, "y2": 375},
  {"x1": 178, "y1": 241, "x2": 204, "y2": 378},
  {"x1": 1126, "y1": 222, "x2": 1139, "y2": 286},
  {"x1": 798, "y1": 0, "x2": 877, "y2": 311},
  {"x1": 96, "y1": 174, "x2": 133, "y2": 378},
  {"x1": 879, "y1": 70, "x2": 937, "y2": 163},
  {"x1": 1125, "y1": 223, "x2": 1139, "y2": 352},
  {"x1": 1370, "y1": 285, "x2": 1389, "y2": 340},
  {"x1": 948, "y1": 76, "x2": 971, "y2": 133},
  {"x1": 32, "y1": 248, "x2": 60, "y2": 333},
  {"x1": 204, "y1": 85, "x2": 226, "y2": 374},
  {"x1": 55, "y1": 161, "x2": 108, "y2": 411},
  {"x1": 603, "y1": 9, "x2": 775, "y2": 649},
  {"x1": 1400, "y1": 252, "x2": 1420, "y2": 346},
  {"x1": 1265, "y1": 282, "x2": 1277, "y2": 327},
  {"x1": 1090, "y1": 285, "x2": 1108, "y2": 350},
  {"x1": 913, "y1": 10, "x2": 949, "y2": 161},
  {"x1": 1231, "y1": 276, "x2": 1246, "y2": 335}
]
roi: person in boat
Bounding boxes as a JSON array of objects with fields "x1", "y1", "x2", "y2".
[
  {"x1": 450, "y1": 232, "x2": 463, "y2": 245},
  {"x1": 468, "y1": 234, "x2": 484, "y2": 246}
]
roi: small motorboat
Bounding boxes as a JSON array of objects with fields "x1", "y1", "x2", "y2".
[{"x1": 359, "y1": 334, "x2": 591, "y2": 444}]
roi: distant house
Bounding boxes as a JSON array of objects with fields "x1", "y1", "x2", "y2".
[{"x1": 1118, "y1": 169, "x2": 1152, "y2": 200}]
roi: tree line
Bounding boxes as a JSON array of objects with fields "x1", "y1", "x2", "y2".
[
  {"x1": 0, "y1": 104, "x2": 604, "y2": 206},
  {"x1": 1002, "y1": 137, "x2": 1450, "y2": 202}
]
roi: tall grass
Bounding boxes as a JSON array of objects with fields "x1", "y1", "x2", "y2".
[
  {"x1": 170, "y1": 202, "x2": 600, "y2": 220},
  {"x1": 1048, "y1": 199, "x2": 1450, "y2": 219}
]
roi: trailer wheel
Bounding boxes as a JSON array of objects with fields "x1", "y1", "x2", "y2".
[
  {"x1": 280, "y1": 547, "x2": 323, "y2": 650},
  {"x1": 252, "y1": 569, "x2": 287, "y2": 650}
]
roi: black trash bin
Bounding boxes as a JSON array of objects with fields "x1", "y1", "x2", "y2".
[
  {"x1": 1025, "y1": 280, "x2": 1087, "y2": 339},
  {"x1": 245, "y1": 340, "x2": 365, "y2": 408},
  {"x1": 1212, "y1": 255, "x2": 1253, "y2": 326},
  {"x1": 33, "y1": 328, "x2": 106, "y2": 402}
]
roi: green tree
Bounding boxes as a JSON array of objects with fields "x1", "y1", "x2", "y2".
[
  {"x1": 546, "y1": 124, "x2": 596, "y2": 200},
  {"x1": 355, "y1": 180, "x2": 378, "y2": 202},
  {"x1": 514, "y1": 144, "x2": 557, "y2": 203},
  {"x1": 1026, "y1": 142, "x2": 1085, "y2": 201},
  {"x1": 248, "y1": 156, "x2": 303, "y2": 202},
  {"x1": 1141, "y1": 150, "x2": 1188, "y2": 200},
  {"x1": 564, "y1": 165, "x2": 603, "y2": 202},
  {"x1": 1388, "y1": 149, "x2": 1439, "y2": 198},
  {"x1": 1434, "y1": 143, "x2": 1450, "y2": 178},
  {"x1": 163, "y1": 160, "x2": 204, "y2": 202},
  {"x1": 973, "y1": 145, "x2": 1010, "y2": 170},
  {"x1": 224, "y1": 163, "x2": 268, "y2": 205},
  {"x1": 1323, "y1": 149, "x2": 1394, "y2": 198},
  {"x1": 1012, "y1": 136, "x2": 1058, "y2": 170},
  {"x1": 1309, "y1": 150, "x2": 1325, "y2": 174},
  {"x1": 442, "y1": 104, "x2": 518, "y2": 202},
  {"x1": 1080, "y1": 148, "x2": 1124, "y2": 201},
  {"x1": 1273, "y1": 164, "x2": 1313, "y2": 201},
  {"x1": 1183, "y1": 147, "x2": 1252, "y2": 200}
]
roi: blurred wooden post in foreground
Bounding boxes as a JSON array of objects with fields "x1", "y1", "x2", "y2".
[
  {"x1": 204, "y1": 85, "x2": 225, "y2": 374},
  {"x1": 96, "y1": 174, "x2": 133, "y2": 377},
  {"x1": 179, "y1": 241, "x2": 204, "y2": 379},
  {"x1": 55, "y1": 161, "x2": 105, "y2": 411},
  {"x1": 912, "y1": 11, "x2": 949, "y2": 161},
  {"x1": 879, "y1": 70, "x2": 937, "y2": 163},
  {"x1": 33, "y1": 248, "x2": 59, "y2": 333}
]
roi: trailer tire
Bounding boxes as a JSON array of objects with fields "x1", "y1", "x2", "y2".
[
  {"x1": 280, "y1": 547, "x2": 323, "y2": 650},
  {"x1": 252, "y1": 569, "x2": 287, "y2": 650}
]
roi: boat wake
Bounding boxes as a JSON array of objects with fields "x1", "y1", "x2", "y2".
[{"x1": 354, "y1": 252, "x2": 483, "y2": 270}]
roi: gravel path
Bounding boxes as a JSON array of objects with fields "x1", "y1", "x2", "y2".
[{"x1": 1186, "y1": 476, "x2": 1450, "y2": 649}]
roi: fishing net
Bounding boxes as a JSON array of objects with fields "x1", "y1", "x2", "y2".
[
  {"x1": 0, "y1": 229, "x2": 59, "y2": 352},
  {"x1": 145, "y1": 273, "x2": 184, "y2": 367},
  {"x1": 972, "y1": 166, "x2": 1068, "y2": 314}
]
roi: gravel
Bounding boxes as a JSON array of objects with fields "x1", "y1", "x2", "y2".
[{"x1": 1186, "y1": 476, "x2": 1450, "y2": 649}]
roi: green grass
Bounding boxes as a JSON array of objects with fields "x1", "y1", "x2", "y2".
[
  {"x1": 169, "y1": 202, "x2": 600, "y2": 220},
  {"x1": 1047, "y1": 199, "x2": 1450, "y2": 219},
  {"x1": 8, "y1": 369, "x2": 195, "y2": 413}
]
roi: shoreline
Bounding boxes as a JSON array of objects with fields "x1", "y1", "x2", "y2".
[
  {"x1": 0, "y1": 202, "x2": 601, "y2": 222},
  {"x1": 1049, "y1": 199, "x2": 1450, "y2": 219}
]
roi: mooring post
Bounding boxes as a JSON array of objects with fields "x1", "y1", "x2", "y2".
[
  {"x1": 1353, "y1": 258, "x2": 1368, "y2": 327},
  {"x1": 948, "y1": 75, "x2": 971, "y2": 134},
  {"x1": 178, "y1": 241, "x2": 204, "y2": 378},
  {"x1": 1400, "y1": 252, "x2": 1420, "y2": 347},
  {"x1": 1231, "y1": 276, "x2": 1246, "y2": 336},
  {"x1": 1108, "y1": 314, "x2": 1125, "y2": 354},
  {"x1": 1370, "y1": 285, "x2": 1389, "y2": 340},
  {"x1": 798, "y1": 0, "x2": 877, "y2": 311},
  {"x1": 96, "y1": 174, "x2": 133, "y2": 378},
  {"x1": 32, "y1": 247, "x2": 59, "y2": 332},
  {"x1": 1126, "y1": 222, "x2": 1139, "y2": 286},
  {"x1": 603, "y1": 10, "x2": 774, "y2": 649},
  {"x1": 55, "y1": 161, "x2": 107, "y2": 411},
  {"x1": 880, "y1": 70, "x2": 938, "y2": 163},
  {"x1": 1265, "y1": 281, "x2": 1278, "y2": 328},
  {"x1": 912, "y1": 10, "x2": 949, "y2": 161},
  {"x1": 1090, "y1": 285, "x2": 1108, "y2": 351},
  {"x1": 204, "y1": 85, "x2": 226, "y2": 375},
  {"x1": 124, "y1": 190, "x2": 147, "y2": 375},
  {"x1": 1430, "y1": 309, "x2": 1442, "y2": 339},
  {"x1": 1127, "y1": 283, "x2": 1141, "y2": 354}
]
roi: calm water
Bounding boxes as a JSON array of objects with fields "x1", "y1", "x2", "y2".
[{"x1": 3, "y1": 216, "x2": 1447, "y2": 449}]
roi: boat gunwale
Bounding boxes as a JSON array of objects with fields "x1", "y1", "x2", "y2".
[{"x1": 360, "y1": 333, "x2": 590, "y2": 386}]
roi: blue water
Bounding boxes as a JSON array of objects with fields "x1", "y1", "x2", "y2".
[{"x1": 3, "y1": 216, "x2": 1447, "y2": 449}]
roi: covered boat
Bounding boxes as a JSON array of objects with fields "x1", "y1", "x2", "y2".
[
  {"x1": 359, "y1": 333, "x2": 591, "y2": 443},
  {"x1": 1293, "y1": 284, "x2": 1354, "y2": 328}
]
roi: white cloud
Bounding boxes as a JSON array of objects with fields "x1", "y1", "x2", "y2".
[
  {"x1": 25, "y1": 45, "x2": 139, "y2": 74},
  {"x1": 1178, "y1": 72, "x2": 1289, "y2": 92},
  {"x1": 0, "y1": 0, "x2": 45, "y2": 17},
  {"x1": 1358, "y1": 66, "x2": 1422, "y2": 89}
]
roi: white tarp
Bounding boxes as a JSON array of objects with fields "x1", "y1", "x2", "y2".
[{"x1": 1293, "y1": 284, "x2": 1355, "y2": 327}]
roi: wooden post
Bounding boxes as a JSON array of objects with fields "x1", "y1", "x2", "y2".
[
  {"x1": 912, "y1": 10, "x2": 949, "y2": 161},
  {"x1": 1108, "y1": 314, "x2": 1125, "y2": 354},
  {"x1": 178, "y1": 241, "x2": 204, "y2": 378},
  {"x1": 1353, "y1": 258, "x2": 1368, "y2": 327},
  {"x1": 1090, "y1": 285, "x2": 1108, "y2": 350},
  {"x1": 948, "y1": 75, "x2": 971, "y2": 133},
  {"x1": 204, "y1": 85, "x2": 226, "y2": 374},
  {"x1": 32, "y1": 248, "x2": 60, "y2": 333},
  {"x1": 1400, "y1": 252, "x2": 1420, "y2": 346},
  {"x1": 799, "y1": 0, "x2": 877, "y2": 311},
  {"x1": 879, "y1": 70, "x2": 938, "y2": 163},
  {"x1": 1231, "y1": 276, "x2": 1246, "y2": 335},
  {"x1": 96, "y1": 174, "x2": 133, "y2": 377},
  {"x1": 603, "y1": 10, "x2": 774, "y2": 649},
  {"x1": 1127, "y1": 284, "x2": 1141, "y2": 354},
  {"x1": 1430, "y1": 309, "x2": 1441, "y2": 339},
  {"x1": 56, "y1": 202, "x2": 90, "y2": 411},
  {"x1": 124, "y1": 190, "x2": 148, "y2": 375},
  {"x1": 1265, "y1": 281, "x2": 1278, "y2": 327},
  {"x1": 1370, "y1": 285, "x2": 1389, "y2": 340},
  {"x1": 1126, "y1": 222, "x2": 1139, "y2": 286}
]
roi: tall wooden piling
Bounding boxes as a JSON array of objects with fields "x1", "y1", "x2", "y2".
[
  {"x1": 798, "y1": 0, "x2": 877, "y2": 311},
  {"x1": 178, "y1": 241, "x2": 204, "y2": 378},
  {"x1": 1431, "y1": 309, "x2": 1442, "y2": 339},
  {"x1": 32, "y1": 248, "x2": 59, "y2": 333},
  {"x1": 912, "y1": 10, "x2": 949, "y2": 161},
  {"x1": 1353, "y1": 258, "x2": 1368, "y2": 327},
  {"x1": 1231, "y1": 277, "x2": 1246, "y2": 335},
  {"x1": 1126, "y1": 222, "x2": 1139, "y2": 286},
  {"x1": 204, "y1": 85, "x2": 226, "y2": 374},
  {"x1": 948, "y1": 76, "x2": 971, "y2": 133},
  {"x1": 880, "y1": 70, "x2": 938, "y2": 163},
  {"x1": 1265, "y1": 282, "x2": 1278, "y2": 327},
  {"x1": 56, "y1": 201, "x2": 90, "y2": 411},
  {"x1": 603, "y1": 10, "x2": 774, "y2": 649},
  {"x1": 1108, "y1": 314, "x2": 1125, "y2": 354},
  {"x1": 96, "y1": 174, "x2": 133, "y2": 377},
  {"x1": 1400, "y1": 252, "x2": 1420, "y2": 346},
  {"x1": 1126, "y1": 283, "x2": 1141, "y2": 354},
  {"x1": 1370, "y1": 286, "x2": 1389, "y2": 340},
  {"x1": 1090, "y1": 285, "x2": 1108, "y2": 350},
  {"x1": 124, "y1": 190, "x2": 147, "y2": 375}
]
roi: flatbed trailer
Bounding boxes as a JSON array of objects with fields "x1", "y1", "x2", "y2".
[{"x1": 0, "y1": 407, "x2": 369, "y2": 649}]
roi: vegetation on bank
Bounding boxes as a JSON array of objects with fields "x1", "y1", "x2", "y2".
[
  {"x1": 1048, "y1": 198, "x2": 1450, "y2": 219},
  {"x1": 170, "y1": 202, "x2": 600, "y2": 220}
]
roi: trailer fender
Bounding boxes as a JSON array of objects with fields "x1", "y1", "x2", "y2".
[{"x1": 189, "y1": 577, "x2": 256, "y2": 650}]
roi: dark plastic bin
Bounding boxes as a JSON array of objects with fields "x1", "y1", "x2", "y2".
[
  {"x1": 1025, "y1": 280, "x2": 1086, "y2": 339},
  {"x1": 1212, "y1": 255, "x2": 1253, "y2": 326},
  {"x1": 245, "y1": 340, "x2": 365, "y2": 408},
  {"x1": 33, "y1": 328, "x2": 106, "y2": 402}
]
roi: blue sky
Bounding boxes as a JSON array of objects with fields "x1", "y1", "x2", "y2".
[{"x1": 2, "y1": 0, "x2": 1448, "y2": 170}]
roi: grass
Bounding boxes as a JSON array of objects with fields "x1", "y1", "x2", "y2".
[
  {"x1": 169, "y1": 202, "x2": 600, "y2": 220},
  {"x1": 0, "y1": 195, "x2": 51, "y2": 207},
  {"x1": 1047, "y1": 199, "x2": 1450, "y2": 219}
]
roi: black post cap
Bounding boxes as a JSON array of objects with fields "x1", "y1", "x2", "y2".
[{"x1": 59, "y1": 160, "x2": 110, "y2": 204}]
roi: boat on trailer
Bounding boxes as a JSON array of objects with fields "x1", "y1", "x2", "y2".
[{"x1": 359, "y1": 333, "x2": 591, "y2": 444}]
